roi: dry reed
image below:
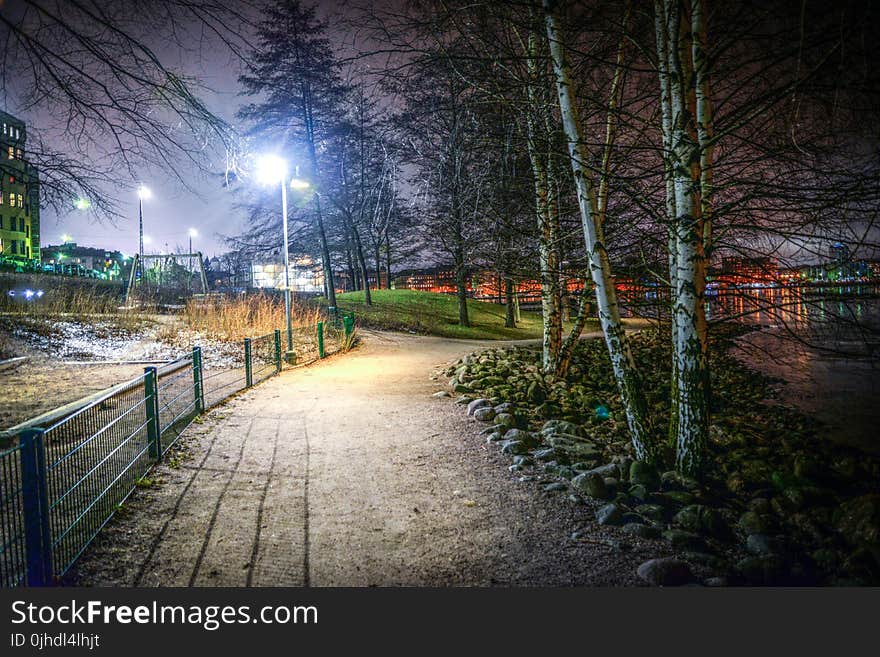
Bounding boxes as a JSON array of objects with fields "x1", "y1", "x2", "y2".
[{"x1": 183, "y1": 293, "x2": 321, "y2": 341}]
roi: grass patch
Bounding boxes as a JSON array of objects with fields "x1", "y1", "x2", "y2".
[
  {"x1": 330, "y1": 289, "x2": 594, "y2": 340},
  {"x1": 183, "y1": 293, "x2": 320, "y2": 341}
]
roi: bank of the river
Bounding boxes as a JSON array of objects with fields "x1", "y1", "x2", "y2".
[{"x1": 444, "y1": 330, "x2": 880, "y2": 585}]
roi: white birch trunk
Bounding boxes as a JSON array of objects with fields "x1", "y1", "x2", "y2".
[{"x1": 543, "y1": 0, "x2": 655, "y2": 462}]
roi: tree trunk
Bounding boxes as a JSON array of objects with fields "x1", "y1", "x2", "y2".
[
  {"x1": 525, "y1": 27, "x2": 563, "y2": 370},
  {"x1": 504, "y1": 277, "x2": 516, "y2": 328},
  {"x1": 544, "y1": 0, "x2": 656, "y2": 463},
  {"x1": 455, "y1": 256, "x2": 470, "y2": 327},
  {"x1": 659, "y1": 0, "x2": 711, "y2": 477}
]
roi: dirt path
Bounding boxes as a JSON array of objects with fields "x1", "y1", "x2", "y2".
[{"x1": 67, "y1": 331, "x2": 667, "y2": 586}]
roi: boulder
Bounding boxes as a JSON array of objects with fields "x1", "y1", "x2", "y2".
[
  {"x1": 571, "y1": 472, "x2": 609, "y2": 500},
  {"x1": 737, "y1": 510, "x2": 773, "y2": 536},
  {"x1": 500, "y1": 440, "x2": 528, "y2": 456},
  {"x1": 746, "y1": 533, "x2": 782, "y2": 556},
  {"x1": 623, "y1": 523, "x2": 661, "y2": 540},
  {"x1": 473, "y1": 407, "x2": 496, "y2": 422},
  {"x1": 674, "y1": 505, "x2": 730, "y2": 538},
  {"x1": 596, "y1": 503, "x2": 624, "y2": 526},
  {"x1": 834, "y1": 493, "x2": 880, "y2": 547},
  {"x1": 629, "y1": 461, "x2": 661, "y2": 490},
  {"x1": 466, "y1": 398, "x2": 493, "y2": 416},
  {"x1": 493, "y1": 413, "x2": 516, "y2": 429},
  {"x1": 637, "y1": 558, "x2": 694, "y2": 586}
]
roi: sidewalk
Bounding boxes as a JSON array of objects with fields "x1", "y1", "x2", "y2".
[{"x1": 67, "y1": 331, "x2": 656, "y2": 586}]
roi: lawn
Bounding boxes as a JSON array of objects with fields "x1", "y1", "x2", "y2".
[{"x1": 329, "y1": 289, "x2": 595, "y2": 340}]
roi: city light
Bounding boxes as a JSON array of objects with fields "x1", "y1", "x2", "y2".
[
  {"x1": 61, "y1": 234, "x2": 73, "y2": 243},
  {"x1": 188, "y1": 228, "x2": 198, "y2": 238},
  {"x1": 137, "y1": 184, "x2": 152, "y2": 200}
]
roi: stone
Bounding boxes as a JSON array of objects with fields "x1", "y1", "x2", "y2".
[
  {"x1": 623, "y1": 523, "x2": 661, "y2": 539},
  {"x1": 454, "y1": 396, "x2": 472, "y2": 405},
  {"x1": 501, "y1": 440, "x2": 528, "y2": 456},
  {"x1": 746, "y1": 533, "x2": 782, "y2": 556},
  {"x1": 512, "y1": 455, "x2": 534, "y2": 467},
  {"x1": 596, "y1": 503, "x2": 624, "y2": 526},
  {"x1": 478, "y1": 426, "x2": 498, "y2": 436},
  {"x1": 502, "y1": 428, "x2": 538, "y2": 447},
  {"x1": 494, "y1": 413, "x2": 516, "y2": 429},
  {"x1": 834, "y1": 494, "x2": 880, "y2": 547},
  {"x1": 673, "y1": 505, "x2": 729, "y2": 538},
  {"x1": 494, "y1": 402, "x2": 514, "y2": 414},
  {"x1": 635, "y1": 504, "x2": 666, "y2": 524},
  {"x1": 662, "y1": 490, "x2": 697, "y2": 505},
  {"x1": 629, "y1": 461, "x2": 661, "y2": 489},
  {"x1": 541, "y1": 419, "x2": 583, "y2": 437},
  {"x1": 704, "y1": 577, "x2": 728, "y2": 587},
  {"x1": 467, "y1": 398, "x2": 493, "y2": 415},
  {"x1": 629, "y1": 484, "x2": 649, "y2": 502},
  {"x1": 736, "y1": 555, "x2": 786, "y2": 584},
  {"x1": 544, "y1": 482, "x2": 567, "y2": 492},
  {"x1": 473, "y1": 407, "x2": 496, "y2": 422},
  {"x1": 683, "y1": 551, "x2": 728, "y2": 571},
  {"x1": 637, "y1": 558, "x2": 694, "y2": 586},
  {"x1": 485, "y1": 433, "x2": 504, "y2": 443},
  {"x1": 452, "y1": 383, "x2": 471, "y2": 394},
  {"x1": 532, "y1": 448, "x2": 557, "y2": 462},
  {"x1": 571, "y1": 472, "x2": 609, "y2": 500},
  {"x1": 662, "y1": 529, "x2": 705, "y2": 551},
  {"x1": 737, "y1": 511, "x2": 772, "y2": 536},
  {"x1": 432, "y1": 391, "x2": 451, "y2": 398},
  {"x1": 583, "y1": 463, "x2": 620, "y2": 479}
]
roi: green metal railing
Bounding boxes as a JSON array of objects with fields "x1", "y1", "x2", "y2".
[{"x1": 0, "y1": 309, "x2": 354, "y2": 587}]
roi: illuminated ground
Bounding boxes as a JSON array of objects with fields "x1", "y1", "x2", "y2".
[{"x1": 66, "y1": 330, "x2": 674, "y2": 586}]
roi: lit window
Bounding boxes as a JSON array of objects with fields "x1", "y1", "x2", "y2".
[
  {"x1": 15, "y1": 128, "x2": 20, "y2": 139},
  {"x1": 7, "y1": 146, "x2": 13, "y2": 159},
  {"x1": 17, "y1": 194, "x2": 23, "y2": 208},
  {"x1": 0, "y1": 191, "x2": 3, "y2": 205},
  {"x1": 16, "y1": 148, "x2": 22, "y2": 159}
]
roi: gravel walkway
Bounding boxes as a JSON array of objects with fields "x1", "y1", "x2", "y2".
[{"x1": 67, "y1": 331, "x2": 668, "y2": 586}]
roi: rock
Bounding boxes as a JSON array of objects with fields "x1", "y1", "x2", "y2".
[
  {"x1": 662, "y1": 529, "x2": 705, "y2": 551},
  {"x1": 502, "y1": 428, "x2": 538, "y2": 447},
  {"x1": 637, "y1": 558, "x2": 694, "y2": 586},
  {"x1": 793, "y1": 454, "x2": 822, "y2": 481},
  {"x1": 635, "y1": 504, "x2": 666, "y2": 524},
  {"x1": 629, "y1": 484, "x2": 649, "y2": 502},
  {"x1": 473, "y1": 407, "x2": 496, "y2": 422},
  {"x1": 494, "y1": 413, "x2": 516, "y2": 429},
  {"x1": 454, "y1": 396, "x2": 472, "y2": 405},
  {"x1": 485, "y1": 433, "x2": 504, "y2": 443},
  {"x1": 704, "y1": 577, "x2": 728, "y2": 587},
  {"x1": 432, "y1": 391, "x2": 451, "y2": 398},
  {"x1": 452, "y1": 383, "x2": 471, "y2": 394},
  {"x1": 673, "y1": 505, "x2": 729, "y2": 538},
  {"x1": 629, "y1": 461, "x2": 661, "y2": 489},
  {"x1": 583, "y1": 463, "x2": 620, "y2": 479},
  {"x1": 541, "y1": 419, "x2": 583, "y2": 437},
  {"x1": 737, "y1": 510, "x2": 772, "y2": 536},
  {"x1": 571, "y1": 472, "x2": 609, "y2": 500},
  {"x1": 544, "y1": 482, "x2": 567, "y2": 492},
  {"x1": 478, "y1": 426, "x2": 498, "y2": 436},
  {"x1": 748, "y1": 497, "x2": 772, "y2": 515},
  {"x1": 494, "y1": 402, "x2": 514, "y2": 414},
  {"x1": 501, "y1": 440, "x2": 528, "y2": 456},
  {"x1": 746, "y1": 533, "x2": 782, "y2": 556},
  {"x1": 508, "y1": 464, "x2": 523, "y2": 473},
  {"x1": 617, "y1": 457, "x2": 634, "y2": 483},
  {"x1": 661, "y1": 490, "x2": 697, "y2": 505},
  {"x1": 532, "y1": 448, "x2": 557, "y2": 462},
  {"x1": 834, "y1": 493, "x2": 880, "y2": 547},
  {"x1": 466, "y1": 398, "x2": 493, "y2": 415},
  {"x1": 683, "y1": 551, "x2": 728, "y2": 571},
  {"x1": 512, "y1": 455, "x2": 534, "y2": 467},
  {"x1": 736, "y1": 555, "x2": 786, "y2": 584},
  {"x1": 596, "y1": 503, "x2": 624, "y2": 526},
  {"x1": 623, "y1": 523, "x2": 661, "y2": 539}
]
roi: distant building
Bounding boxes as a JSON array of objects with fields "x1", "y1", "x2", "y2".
[
  {"x1": 829, "y1": 242, "x2": 851, "y2": 264},
  {"x1": 41, "y1": 242, "x2": 126, "y2": 279},
  {"x1": 718, "y1": 256, "x2": 779, "y2": 286},
  {"x1": 252, "y1": 256, "x2": 324, "y2": 293},
  {"x1": 0, "y1": 110, "x2": 40, "y2": 264}
]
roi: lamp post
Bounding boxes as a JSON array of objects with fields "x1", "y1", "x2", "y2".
[
  {"x1": 188, "y1": 228, "x2": 198, "y2": 295},
  {"x1": 137, "y1": 185, "x2": 151, "y2": 278},
  {"x1": 257, "y1": 155, "x2": 294, "y2": 359}
]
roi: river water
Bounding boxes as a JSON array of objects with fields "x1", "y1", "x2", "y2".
[{"x1": 707, "y1": 286, "x2": 880, "y2": 454}]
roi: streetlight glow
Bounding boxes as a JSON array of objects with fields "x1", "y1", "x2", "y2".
[
  {"x1": 256, "y1": 154, "x2": 288, "y2": 186},
  {"x1": 74, "y1": 197, "x2": 91, "y2": 210},
  {"x1": 61, "y1": 234, "x2": 73, "y2": 243},
  {"x1": 290, "y1": 178, "x2": 311, "y2": 190},
  {"x1": 188, "y1": 228, "x2": 198, "y2": 238},
  {"x1": 137, "y1": 184, "x2": 152, "y2": 200}
]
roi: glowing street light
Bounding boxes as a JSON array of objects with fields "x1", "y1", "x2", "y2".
[
  {"x1": 137, "y1": 184, "x2": 152, "y2": 277},
  {"x1": 74, "y1": 197, "x2": 91, "y2": 210},
  {"x1": 256, "y1": 154, "x2": 294, "y2": 358},
  {"x1": 61, "y1": 234, "x2": 73, "y2": 243}
]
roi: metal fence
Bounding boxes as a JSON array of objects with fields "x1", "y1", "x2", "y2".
[{"x1": 0, "y1": 311, "x2": 356, "y2": 587}]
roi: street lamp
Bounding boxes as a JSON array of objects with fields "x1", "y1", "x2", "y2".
[
  {"x1": 188, "y1": 228, "x2": 198, "y2": 294},
  {"x1": 256, "y1": 154, "x2": 295, "y2": 359},
  {"x1": 137, "y1": 185, "x2": 151, "y2": 277}
]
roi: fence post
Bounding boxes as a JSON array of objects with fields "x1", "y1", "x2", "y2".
[
  {"x1": 19, "y1": 428, "x2": 53, "y2": 586},
  {"x1": 144, "y1": 367, "x2": 161, "y2": 462},
  {"x1": 192, "y1": 346, "x2": 204, "y2": 414},
  {"x1": 274, "y1": 329, "x2": 282, "y2": 373},
  {"x1": 343, "y1": 313, "x2": 355, "y2": 338},
  {"x1": 317, "y1": 321, "x2": 325, "y2": 358},
  {"x1": 244, "y1": 338, "x2": 253, "y2": 387}
]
